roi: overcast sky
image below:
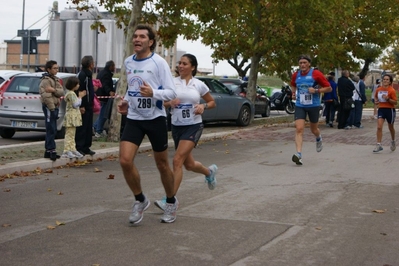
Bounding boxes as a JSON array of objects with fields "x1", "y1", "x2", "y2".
[{"x1": 0, "y1": 0, "x2": 237, "y2": 76}]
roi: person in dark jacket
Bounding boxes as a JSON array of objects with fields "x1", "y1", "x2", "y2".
[
  {"x1": 337, "y1": 70, "x2": 355, "y2": 129},
  {"x1": 75, "y1": 55, "x2": 97, "y2": 156},
  {"x1": 351, "y1": 74, "x2": 367, "y2": 128},
  {"x1": 93, "y1": 60, "x2": 115, "y2": 138},
  {"x1": 323, "y1": 71, "x2": 338, "y2": 127}
]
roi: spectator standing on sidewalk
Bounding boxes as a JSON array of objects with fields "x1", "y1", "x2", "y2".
[
  {"x1": 61, "y1": 77, "x2": 86, "y2": 159},
  {"x1": 353, "y1": 74, "x2": 367, "y2": 128},
  {"x1": 154, "y1": 54, "x2": 217, "y2": 211},
  {"x1": 337, "y1": 70, "x2": 355, "y2": 129},
  {"x1": 290, "y1": 55, "x2": 331, "y2": 165},
  {"x1": 75, "y1": 55, "x2": 98, "y2": 156},
  {"x1": 39, "y1": 60, "x2": 64, "y2": 161},
  {"x1": 323, "y1": 71, "x2": 338, "y2": 127},
  {"x1": 371, "y1": 79, "x2": 380, "y2": 119},
  {"x1": 373, "y1": 74, "x2": 397, "y2": 153},
  {"x1": 93, "y1": 60, "x2": 116, "y2": 139},
  {"x1": 117, "y1": 24, "x2": 177, "y2": 224},
  {"x1": 345, "y1": 75, "x2": 360, "y2": 129}
]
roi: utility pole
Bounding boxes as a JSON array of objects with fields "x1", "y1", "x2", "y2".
[{"x1": 19, "y1": 0, "x2": 25, "y2": 70}]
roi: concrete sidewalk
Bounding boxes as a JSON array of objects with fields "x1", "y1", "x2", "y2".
[
  {"x1": 0, "y1": 114, "x2": 295, "y2": 176},
  {"x1": 1, "y1": 111, "x2": 399, "y2": 265},
  {"x1": 0, "y1": 110, "x2": 379, "y2": 176}
]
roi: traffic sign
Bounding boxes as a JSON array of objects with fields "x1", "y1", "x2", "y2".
[
  {"x1": 17, "y1": 29, "x2": 41, "y2": 37},
  {"x1": 17, "y1": 30, "x2": 29, "y2": 37}
]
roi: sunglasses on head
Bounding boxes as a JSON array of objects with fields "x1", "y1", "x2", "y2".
[{"x1": 298, "y1": 56, "x2": 311, "y2": 63}]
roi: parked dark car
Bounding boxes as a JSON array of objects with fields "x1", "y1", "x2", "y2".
[
  {"x1": 219, "y1": 78, "x2": 270, "y2": 117},
  {"x1": 167, "y1": 77, "x2": 254, "y2": 129},
  {"x1": 0, "y1": 72, "x2": 76, "y2": 139}
]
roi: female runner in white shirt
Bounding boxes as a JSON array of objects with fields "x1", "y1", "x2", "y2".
[{"x1": 155, "y1": 54, "x2": 217, "y2": 210}]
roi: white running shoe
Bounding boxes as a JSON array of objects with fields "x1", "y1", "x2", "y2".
[
  {"x1": 373, "y1": 144, "x2": 383, "y2": 153},
  {"x1": 154, "y1": 197, "x2": 166, "y2": 211},
  {"x1": 61, "y1": 151, "x2": 76, "y2": 159},
  {"x1": 390, "y1": 140, "x2": 396, "y2": 151},
  {"x1": 160, "y1": 197, "x2": 179, "y2": 223},
  {"x1": 129, "y1": 197, "x2": 150, "y2": 225},
  {"x1": 72, "y1": 150, "x2": 84, "y2": 158},
  {"x1": 292, "y1": 153, "x2": 303, "y2": 165},
  {"x1": 316, "y1": 139, "x2": 323, "y2": 152},
  {"x1": 205, "y1": 164, "x2": 218, "y2": 190}
]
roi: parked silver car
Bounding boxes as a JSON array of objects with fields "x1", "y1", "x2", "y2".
[
  {"x1": 0, "y1": 70, "x2": 29, "y2": 90},
  {"x1": 0, "y1": 72, "x2": 76, "y2": 139},
  {"x1": 195, "y1": 77, "x2": 254, "y2": 126}
]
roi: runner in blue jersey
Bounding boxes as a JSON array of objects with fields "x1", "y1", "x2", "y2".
[
  {"x1": 290, "y1": 55, "x2": 331, "y2": 165},
  {"x1": 117, "y1": 24, "x2": 178, "y2": 224}
]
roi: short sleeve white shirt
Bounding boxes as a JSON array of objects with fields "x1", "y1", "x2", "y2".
[
  {"x1": 171, "y1": 77, "x2": 209, "y2": 126},
  {"x1": 123, "y1": 53, "x2": 176, "y2": 120}
]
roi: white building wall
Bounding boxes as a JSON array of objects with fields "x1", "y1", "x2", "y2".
[{"x1": 0, "y1": 43, "x2": 7, "y2": 65}]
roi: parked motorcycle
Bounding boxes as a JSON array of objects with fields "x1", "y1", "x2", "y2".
[{"x1": 269, "y1": 84, "x2": 295, "y2": 114}]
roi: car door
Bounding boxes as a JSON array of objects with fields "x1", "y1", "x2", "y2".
[
  {"x1": 201, "y1": 79, "x2": 243, "y2": 121},
  {"x1": 197, "y1": 79, "x2": 219, "y2": 121}
]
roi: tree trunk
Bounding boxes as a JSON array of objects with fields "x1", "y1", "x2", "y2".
[
  {"x1": 108, "y1": 0, "x2": 144, "y2": 142},
  {"x1": 246, "y1": 53, "x2": 261, "y2": 121}
]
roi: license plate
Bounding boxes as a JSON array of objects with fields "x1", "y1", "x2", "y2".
[{"x1": 11, "y1": 121, "x2": 37, "y2": 128}]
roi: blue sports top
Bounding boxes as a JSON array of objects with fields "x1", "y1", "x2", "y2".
[{"x1": 295, "y1": 69, "x2": 321, "y2": 108}]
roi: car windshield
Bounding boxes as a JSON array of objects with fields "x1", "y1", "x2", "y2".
[
  {"x1": 6, "y1": 77, "x2": 41, "y2": 94},
  {"x1": 210, "y1": 79, "x2": 231, "y2": 94},
  {"x1": 223, "y1": 84, "x2": 240, "y2": 91}
]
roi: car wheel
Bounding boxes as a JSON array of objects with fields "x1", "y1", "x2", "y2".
[
  {"x1": 262, "y1": 103, "x2": 271, "y2": 117},
  {"x1": 0, "y1": 128, "x2": 16, "y2": 139},
  {"x1": 236, "y1": 105, "x2": 251, "y2": 126},
  {"x1": 55, "y1": 127, "x2": 65, "y2": 139}
]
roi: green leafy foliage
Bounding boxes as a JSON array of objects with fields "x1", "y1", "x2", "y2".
[{"x1": 69, "y1": 0, "x2": 399, "y2": 121}]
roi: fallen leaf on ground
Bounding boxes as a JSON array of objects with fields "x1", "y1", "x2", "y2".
[
  {"x1": 3, "y1": 188, "x2": 11, "y2": 192},
  {"x1": 94, "y1": 168, "x2": 102, "y2": 172},
  {"x1": 2, "y1": 224, "x2": 11, "y2": 227},
  {"x1": 33, "y1": 168, "x2": 42, "y2": 174},
  {"x1": 47, "y1": 188, "x2": 52, "y2": 192},
  {"x1": 106, "y1": 155, "x2": 117, "y2": 161},
  {"x1": 315, "y1": 227, "x2": 322, "y2": 230},
  {"x1": 56, "y1": 221, "x2": 65, "y2": 226},
  {"x1": 107, "y1": 174, "x2": 115, "y2": 179},
  {"x1": 373, "y1": 209, "x2": 387, "y2": 213},
  {"x1": 47, "y1": 225, "x2": 56, "y2": 230},
  {"x1": 57, "y1": 192, "x2": 64, "y2": 195}
]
